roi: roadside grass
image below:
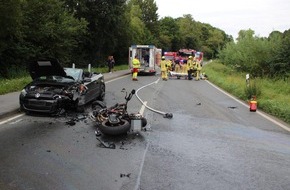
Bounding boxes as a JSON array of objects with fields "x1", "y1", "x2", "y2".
[
  {"x1": 0, "y1": 64, "x2": 129, "y2": 95},
  {"x1": 0, "y1": 77, "x2": 32, "y2": 95},
  {"x1": 203, "y1": 61, "x2": 290, "y2": 124},
  {"x1": 89, "y1": 64, "x2": 129, "y2": 73}
]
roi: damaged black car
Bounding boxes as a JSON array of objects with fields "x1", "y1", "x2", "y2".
[{"x1": 19, "y1": 58, "x2": 105, "y2": 114}]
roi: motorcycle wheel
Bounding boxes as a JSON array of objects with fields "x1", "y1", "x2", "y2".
[{"x1": 99, "y1": 119, "x2": 130, "y2": 135}]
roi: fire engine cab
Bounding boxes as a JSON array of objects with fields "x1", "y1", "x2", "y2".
[
  {"x1": 164, "y1": 51, "x2": 177, "y2": 61},
  {"x1": 129, "y1": 45, "x2": 162, "y2": 76}
]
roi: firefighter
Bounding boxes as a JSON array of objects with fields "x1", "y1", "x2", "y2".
[
  {"x1": 191, "y1": 57, "x2": 197, "y2": 77},
  {"x1": 187, "y1": 56, "x2": 194, "y2": 80},
  {"x1": 166, "y1": 59, "x2": 172, "y2": 72},
  {"x1": 166, "y1": 59, "x2": 172, "y2": 77},
  {"x1": 195, "y1": 59, "x2": 202, "y2": 81},
  {"x1": 160, "y1": 56, "x2": 168, "y2": 80},
  {"x1": 132, "y1": 55, "x2": 140, "y2": 81}
]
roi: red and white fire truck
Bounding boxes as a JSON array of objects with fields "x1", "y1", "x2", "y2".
[
  {"x1": 168, "y1": 49, "x2": 204, "y2": 79},
  {"x1": 163, "y1": 51, "x2": 178, "y2": 61}
]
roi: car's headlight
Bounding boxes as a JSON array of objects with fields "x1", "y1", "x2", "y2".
[{"x1": 21, "y1": 89, "x2": 27, "y2": 96}]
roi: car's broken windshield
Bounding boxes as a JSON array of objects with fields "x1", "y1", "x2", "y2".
[{"x1": 64, "y1": 68, "x2": 82, "y2": 81}]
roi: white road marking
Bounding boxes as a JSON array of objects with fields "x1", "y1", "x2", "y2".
[
  {"x1": 139, "y1": 101, "x2": 147, "y2": 115},
  {"x1": 9, "y1": 119, "x2": 23, "y2": 125},
  {"x1": 206, "y1": 80, "x2": 290, "y2": 132},
  {"x1": 105, "y1": 75, "x2": 128, "y2": 84},
  {"x1": 134, "y1": 142, "x2": 149, "y2": 190},
  {"x1": 0, "y1": 113, "x2": 25, "y2": 126}
]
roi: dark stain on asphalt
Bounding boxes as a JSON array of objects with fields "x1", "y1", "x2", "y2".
[{"x1": 120, "y1": 173, "x2": 131, "y2": 178}]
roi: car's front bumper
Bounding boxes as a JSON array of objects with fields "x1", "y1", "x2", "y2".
[{"x1": 20, "y1": 98, "x2": 60, "y2": 113}]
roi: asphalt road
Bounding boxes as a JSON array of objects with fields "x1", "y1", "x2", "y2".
[{"x1": 1, "y1": 74, "x2": 290, "y2": 190}]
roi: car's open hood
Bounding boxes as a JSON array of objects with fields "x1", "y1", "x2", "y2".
[{"x1": 29, "y1": 58, "x2": 67, "y2": 80}]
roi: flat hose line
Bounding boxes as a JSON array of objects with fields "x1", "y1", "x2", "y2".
[{"x1": 135, "y1": 78, "x2": 173, "y2": 119}]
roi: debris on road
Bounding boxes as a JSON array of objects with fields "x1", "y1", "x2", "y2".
[
  {"x1": 96, "y1": 137, "x2": 116, "y2": 149},
  {"x1": 228, "y1": 106, "x2": 237, "y2": 109},
  {"x1": 66, "y1": 119, "x2": 76, "y2": 126},
  {"x1": 65, "y1": 114, "x2": 88, "y2": 126},
  {"x1": 95, "y1": 130, "x2": 102, "y2": 137},
  {"x1": 120, "y1": 173, "x2": 131, "y2": 178}
]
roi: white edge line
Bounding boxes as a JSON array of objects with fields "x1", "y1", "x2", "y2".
[
  {"x1": 0, "y1": 113, "x2": 25, "y2": 125},
  {"x1": 105, "y1": 75, "x2": 128, "y2": 84},
  {"x1": 206, "y1": 80, "x2": 290, "y2": 132}
]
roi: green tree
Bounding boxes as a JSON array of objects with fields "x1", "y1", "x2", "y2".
[
  {"x1": 218, "y1": 29, "x2": 289, "y2": 78},
  {"x1": 206, "y1": 29, "x2": 224, "y2": 58},
  {"x1": 126, "y1": 2, "x2": 147, "y2": 44},
  {"x1": 138, "y1": 0, "x2": 159, "y2": 38},
  {"x1": 21, "y1": 0, "x2": 87, "y2": 63},
  {"x1": 176, "y1": 14, "x2": 201, "y2": 49},
  {"x1": 127, "y1": 0, "x2": 158, "y2": 44},
  {"x1": 159, "y1": 16, "x2": 181, "y2": 51},
  {"x1": 0, "y1": 0, "x2": 22, "y2": 78},
  {"x1": 64, "y1": 0, "x2": 129, "y2": 66},
  {"x1": 270, "y1": 30, "x2": 290, "y2": 79}
]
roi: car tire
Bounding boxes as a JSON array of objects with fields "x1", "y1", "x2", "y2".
[
  {"x1": 98, "y1": 84, "x2": 105, "y2": 101},
  {"x1": 92, "y1": 100, "x2": 106, "y2": 110},
  {"x1": 99, "y1": 119, "x2": 130, "y2": 135},
  {"x1": 76, "y1": 105, "x2": 85, "y2": 113}
]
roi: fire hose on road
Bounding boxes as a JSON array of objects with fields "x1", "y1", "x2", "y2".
[{"x1": 135, "y1": 78, "x2": 173, "y2": 119}]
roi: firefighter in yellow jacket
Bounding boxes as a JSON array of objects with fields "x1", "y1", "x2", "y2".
[
  {"x1": 132, "y1": 55, "x2": 140, "y2": 81},
  {"x1": 195, "y1": 60, "x2": 202, "y2": 80},
  {"x1": 160, "y1": 56, "x2": 168, "y2": 80},
  {"x1": 187, "y1": 56, "x2": 194, "y2": 80}
]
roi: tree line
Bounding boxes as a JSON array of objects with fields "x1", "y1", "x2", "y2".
[
  {"x1": 0, "y1": 0, "x2": 289, "y2": 80},
  {"x1": 0, "y1": 0, "x2": 231, "y2": 78},
  {"x1": 219, "y1": 29, "x2": 290, "y2": 80}
]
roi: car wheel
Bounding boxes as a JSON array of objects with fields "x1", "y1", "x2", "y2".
[
  {"x1": 76, "y1": 103, "x2": 85, "y2": 113},
  {"x1": 20, "y1": 104, "x2": 29, "y2": 114},
  {"x1": 98, "y1": 84, "x2": 105, "y2": 101},
  {"x1": 92, "y1": 100, "x2": 106, "y2": 110}
]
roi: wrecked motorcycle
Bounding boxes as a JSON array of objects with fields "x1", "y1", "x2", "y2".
[{"x1": 91, "y1": 89, "x2": 147, "y2": 135}]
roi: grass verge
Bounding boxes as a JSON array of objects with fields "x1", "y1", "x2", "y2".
[{"x1": 203, "y1": 61, "x2": 290, "y2": 124}]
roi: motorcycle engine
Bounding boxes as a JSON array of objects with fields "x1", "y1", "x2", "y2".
[{"x1": 108, "y1": 114, "x2": 121, "y2": 124}]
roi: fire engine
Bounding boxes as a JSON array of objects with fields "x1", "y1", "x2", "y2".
[
  {"x1": 129, "y1": 45, "x2": 162, "y2": 76},
  {"x1": 163, "y1": 51, "x2": 177, "y2": 61},
  {"x1": 168, "y1": 48, "x2": 204, "y2": 79},
  {"x1": 178, "y1": 49, "x2": 196, "y2": 59},
  {"x1": 177, "y1": 49, "x2": 203, "y2": 63}
]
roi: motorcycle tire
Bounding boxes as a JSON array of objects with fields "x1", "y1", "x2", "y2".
[{"x1": 99, "y1": 119, "x2": 130, "y2": 135}]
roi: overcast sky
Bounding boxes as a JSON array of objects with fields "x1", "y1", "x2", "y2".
[{"x1": 155, "y1": 0, "x2": 290, "y2": 39}]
